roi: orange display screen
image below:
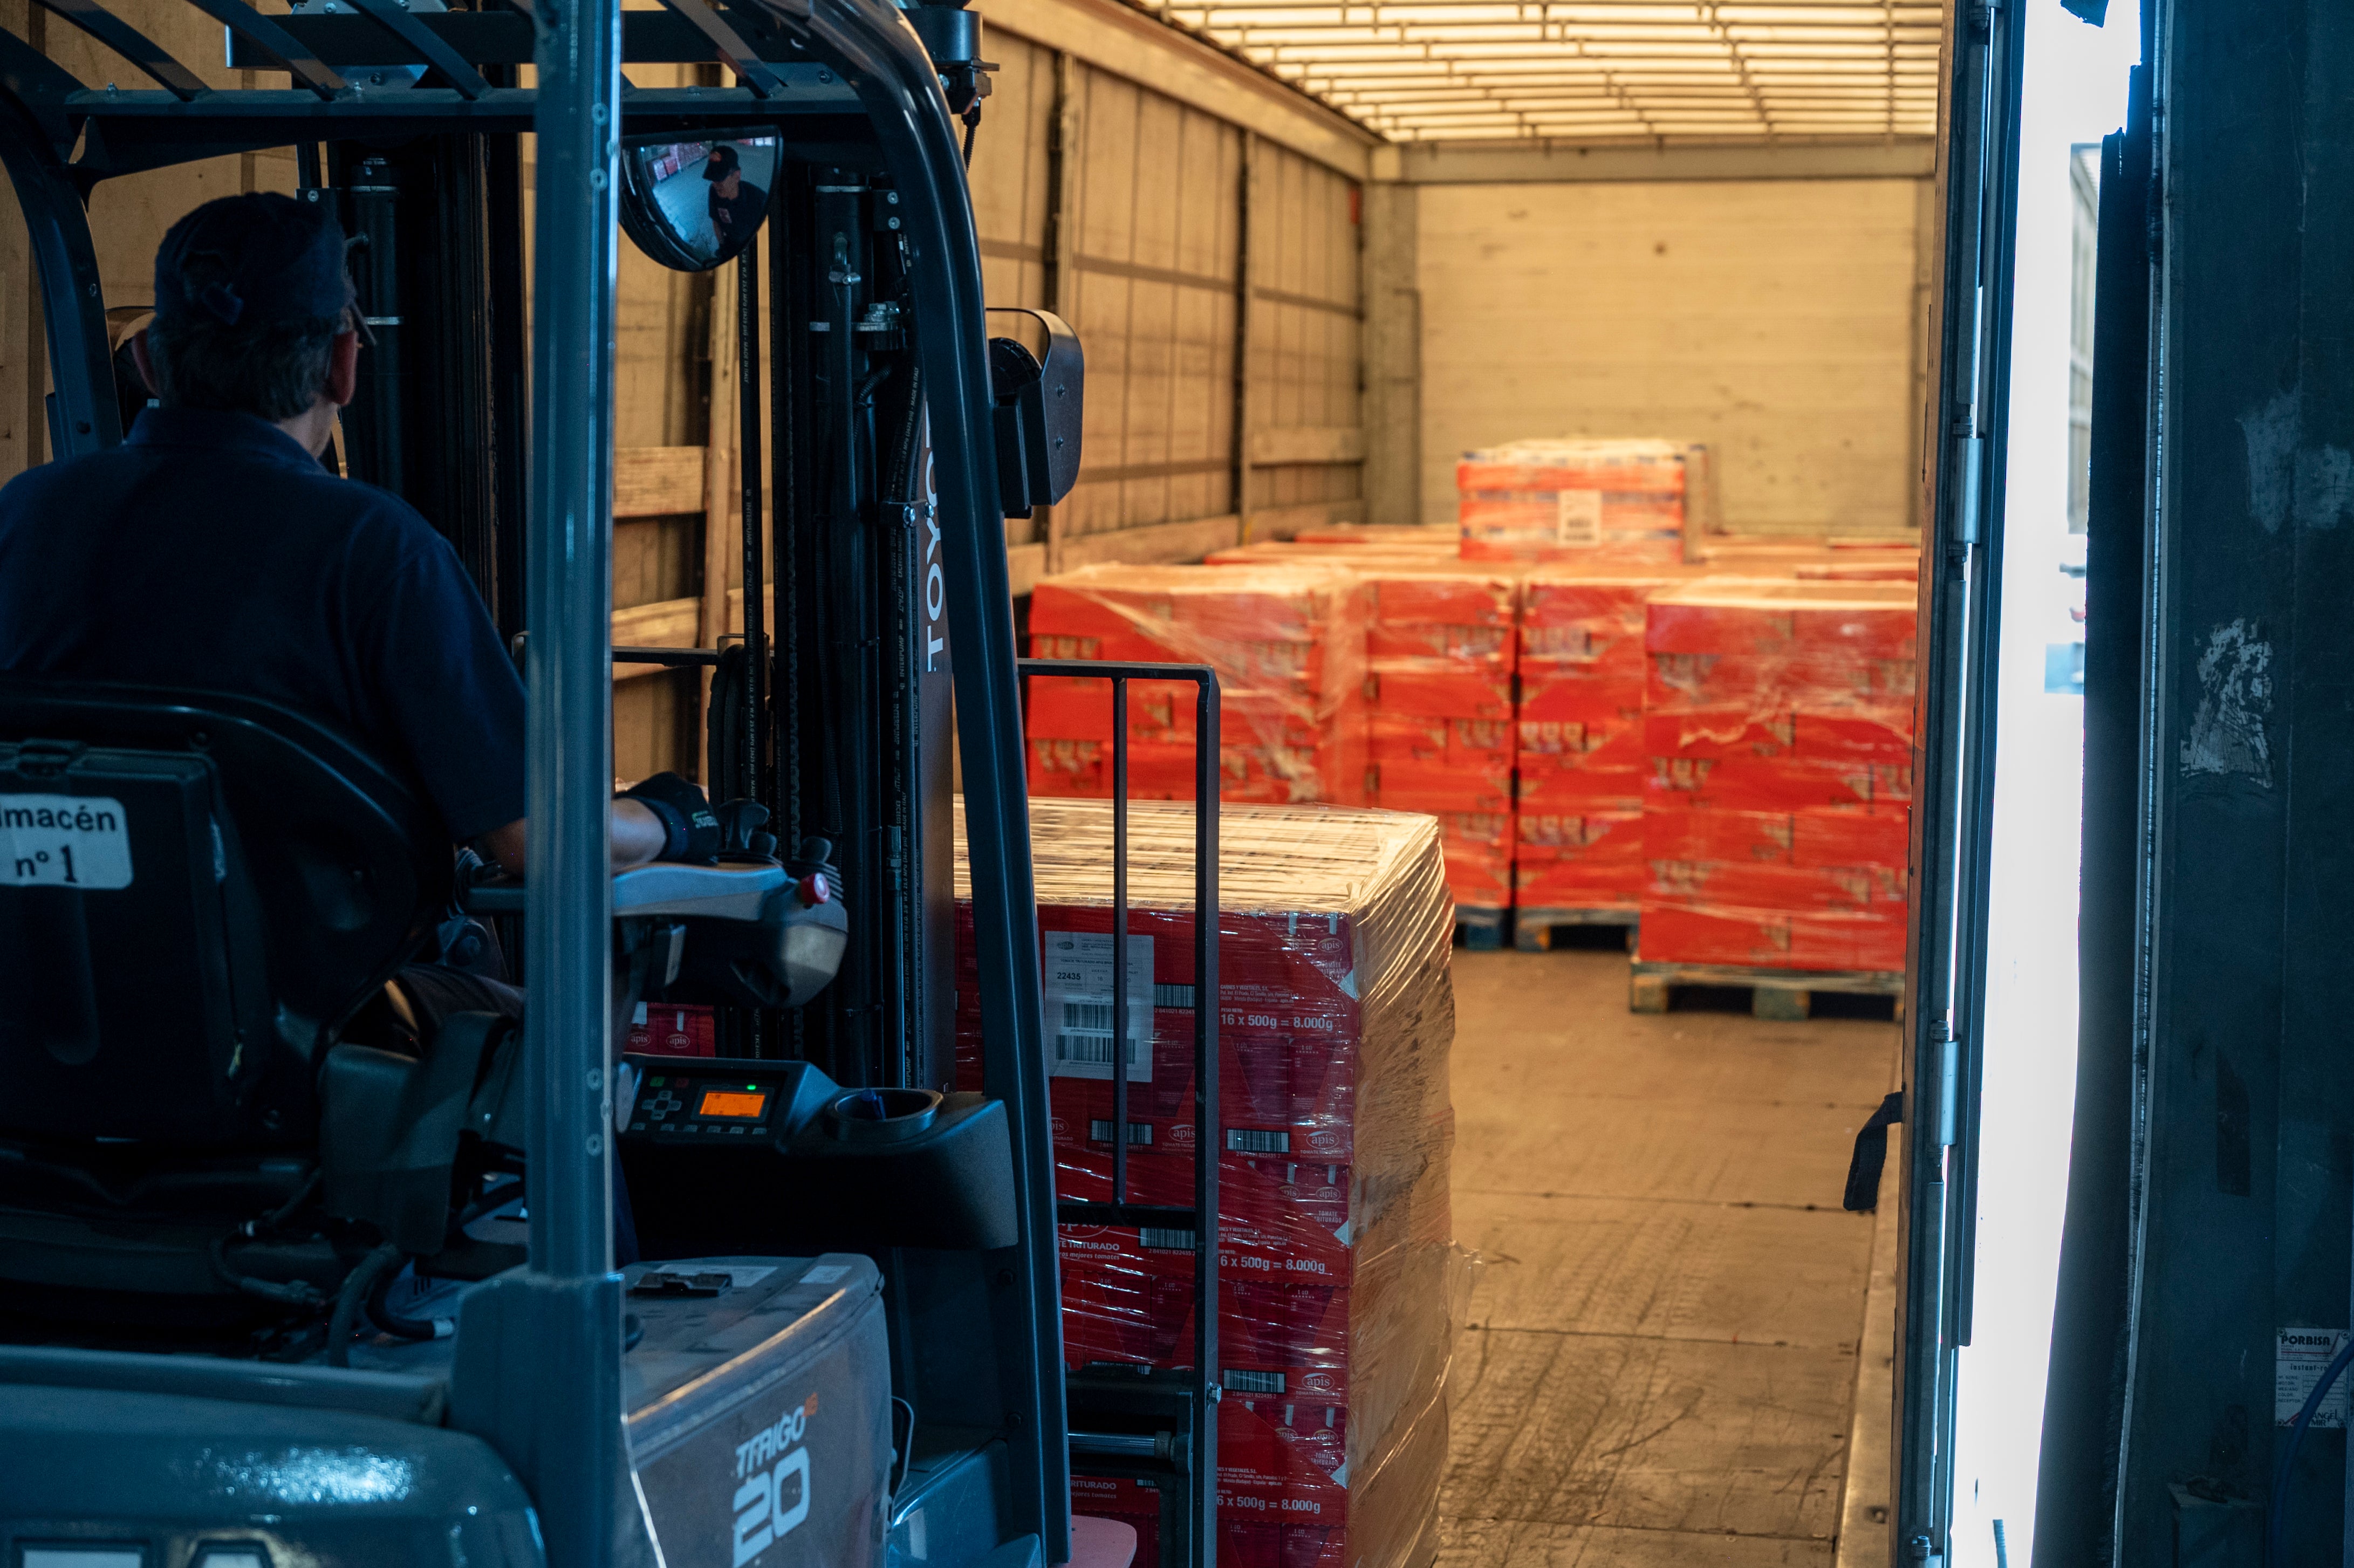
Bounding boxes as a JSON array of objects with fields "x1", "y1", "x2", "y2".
[{"x1": 697, "y1": 1088, "x2": 770, "y2": 1119}]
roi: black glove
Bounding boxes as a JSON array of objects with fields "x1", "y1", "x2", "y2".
[{"x1": 619, "y1": 772, "x2": 721, "y2": 864}]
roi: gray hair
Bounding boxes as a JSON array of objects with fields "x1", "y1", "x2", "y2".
[{"x1": 144, "y1": 305, "x2": 350, "y2": 422}]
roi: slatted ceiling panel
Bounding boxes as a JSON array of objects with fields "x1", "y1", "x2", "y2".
[
  {"x1": 1056, "y1": 62, "x2": 1242, "y2": 540},
  {"x1": 969, "y1": 32, "x2": 1056, "y2": 310},
  {"x1": 1248, "y1": 142, "x2": 1361, "y2": 517},
  {"x1": 1159, "y1": 0, "x2": 1941, "y2": 143}
]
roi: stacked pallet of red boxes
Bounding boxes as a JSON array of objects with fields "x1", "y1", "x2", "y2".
[
  {"x1": 1513, "y1": 567, "x2": 1689, "y2": 920},
  {"x1": 1198, "y1": 547, "x2": 1520, "y2": 919},
  {"x1": 1638, "y1": 580, "x2": 1917, "y2": 971},
  {"x1": 1355, "y1": 569, "x2": 1520, "y2": 918},
  {"x1": 1027, "y1": 564, "x2": 1368, "y2": 807},
  {"x1": 1456, "y1": 439, "x2": 1689, "y2": 565},
  {"x1": 953, "y1": 797, "x2": 1459, "y2": 1567}
]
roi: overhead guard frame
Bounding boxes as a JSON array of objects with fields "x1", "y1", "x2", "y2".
[{"x1": 0, "y1": 0, "x2": 1071, "y2": 1553}]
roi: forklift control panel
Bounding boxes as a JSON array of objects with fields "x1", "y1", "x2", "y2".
[
  {"x1": 619, "y1": 1058, "x2": 1020, "y2": 1255},
  {"x1": 634, "y1": 1073, "x2": 782, "y2": 1138}
]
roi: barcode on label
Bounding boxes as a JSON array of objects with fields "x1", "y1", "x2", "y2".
[
  {"x1": 1042, "y1": 929, "x2": 1155, "y2": 1081},
  {"x1": 1056, "y1": 1032, "x2": 1150, "y2": 1067},
  {"x1": 1226, "y1": 1128, "x2": 1291, "y2": 1154},
  {"x1": 1223, "y1": 1369, "x2": 1285, "y2": 1395},
  {"x1": 1140, "y1": 1228, "x2": 1195, "y2": 1251},
  {"x1": 1087, "y1": 1120, "x2": 1153, "y2": 1145},
  {"x1": 1056, "y1": 1033, "x2": 1117, "y2": 1065},
  {"x1": 1066, "y1": 991, "x2": 1194, "y2": 1016}
]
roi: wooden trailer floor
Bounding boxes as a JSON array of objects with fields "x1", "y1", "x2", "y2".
[{"x1": 1435, "y1": 946, "x2": 1901, "y2": 1566}]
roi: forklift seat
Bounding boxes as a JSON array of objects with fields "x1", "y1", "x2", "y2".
[
  {"x1": 0, "y1": 678, "x2": 469, "y2": 1323},
  {"x1": 0, "y1": 677, "x2": 452, "y2": 1152},
  {"x1": 0, "y1": 679, "x2": 456, "y2": 1311}
]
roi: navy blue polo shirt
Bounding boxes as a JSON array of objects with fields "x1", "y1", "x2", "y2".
[{"x1": 0, "y1": 407, "x2": 526, "y2": 842}]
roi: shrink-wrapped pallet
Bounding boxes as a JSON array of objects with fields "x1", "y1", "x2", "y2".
[
  {"x1": 1456, "y1": 438, "x2": 1691, "y2": 564},
  {"x1": 1512, "y1": 566, "x2": 1692, "y2": 915},
  {"x1": 950, "y1": 797, "x2": 1459, "y2": 1568},
  {"x1": 1028, "y1": 564, "x2": 1369, "y2": 807},
  {"x1": 1356, "y1": 568, "x2": 1520, "y2": 914},
  {"x1": 1197, "y1": 548, "x2": 1521, "y2": 913},
  {"x1": 1636, "y1": 580, "x2": 1917, "y2": 972}
]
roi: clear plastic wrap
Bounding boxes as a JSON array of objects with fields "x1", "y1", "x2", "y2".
[
  {"x1": 1636, "y1": 580, "x2": 1918, "y2": 973},
  {"x1": 1027, "y1": 564, "x2": 1370, "y2": 807},
  {"x1": 1286, "y1": 523, "x2": 1460, "y2": 551},
  {"x1": 951, "y1": 796, "x2": 1459, "y2": 1568},
  {"x1": 1193, "y1": 550, "x2": 1524, "y2": 912},
  {"x1": 1513, "y1": 566, "x2": 1694, "y2": 913},
  {"x1": 1456, "y1": 438, "x2": 1691, "y2": 564},
  {"x1": 1356, "y1": 569, "x2": 1520, "y2": 914}
]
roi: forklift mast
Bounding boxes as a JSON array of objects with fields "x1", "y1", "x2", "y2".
[{"x1": 0, "y1": 0, "x2": 1096, "y2": 1560}]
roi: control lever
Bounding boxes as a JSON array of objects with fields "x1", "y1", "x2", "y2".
[
  {"x1": 715, "y1": 799, "x2": 778, "y2": 863},
  {"x1": 666, "y1": 831, "x2": 851, "y2": 1009},
  {"x1": 789, "y1": 834, "x2": 840, "y2": 907}
]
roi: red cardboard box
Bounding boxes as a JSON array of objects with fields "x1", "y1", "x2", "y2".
[
  {"x1": 1456, "y1": 439, "x2": 1692, "y2": 564},
  {"x1": 1637, "y1": 581, "x2": 1918, "y2": 974},
  {"x1": 1352, "y1": 566, "x2": 1520, "y2": 912},
  {"x1": 1027, "y1": 564, "x2": 1368, "y2": 807},
  {"x1": 1432, "y1": 811, "x2": 1513, "y2": 910},
  {"x1": 1515, "y1": 811, "x2": 1644, "y2": 910},
  {"x1": 625, "y1": 1003, "x2": 715, "y2": 1058},
  {"x1": 1644, "y1": 807, "x2": 1910, "y2": 869},
  {"x1": 1638, "y1": 902, "x2": 1907, "y2": 972}
]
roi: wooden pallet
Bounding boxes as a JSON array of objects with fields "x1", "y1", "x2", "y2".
[
  {"x1": 1455, "y1": 906, "x2": 1509, "y2": 951},
  {"x1": 1513, "y1": 906, "x2": 1639, "y2": 953},
  {"x1": 1626, "y1": 960, "x2": 1904, "y2": 1021}
]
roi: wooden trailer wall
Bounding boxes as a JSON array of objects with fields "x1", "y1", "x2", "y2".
[{"x1": 966, "y1": 2, "x2": 1378, "y2": 588}]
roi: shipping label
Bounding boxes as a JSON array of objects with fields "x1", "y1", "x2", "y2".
[
  {"x1": 1043, "y1": 930, "x2": 1155, "y2": 1081},
  {"x1": 1554, "y1": 490, "x2": 1603, "y2": 545}
]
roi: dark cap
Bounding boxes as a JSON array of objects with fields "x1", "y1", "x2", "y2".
[
  {"x1": 154, "y1": 193, "x2": 351, "y2": 330},
  {"x1": 703, "y1": 143, "x2": 741, "y2": 181}
]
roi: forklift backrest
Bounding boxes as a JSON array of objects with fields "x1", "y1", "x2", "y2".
[{"x1": 0, "y1": 679, "x2": 451, "y2": 1147}]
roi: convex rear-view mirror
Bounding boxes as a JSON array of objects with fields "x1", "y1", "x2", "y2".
[{"x1": 619, "y1": 132, "x2": 781, "y2": 272}]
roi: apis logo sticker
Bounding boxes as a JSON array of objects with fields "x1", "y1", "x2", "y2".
[{"x1": 731, "y1": 1393, "x2": 817, "y2": 1565}]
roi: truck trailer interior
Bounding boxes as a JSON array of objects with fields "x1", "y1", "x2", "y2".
[{"x1": 0, "y1": 0, "x2": 2320, "y2": 1564}]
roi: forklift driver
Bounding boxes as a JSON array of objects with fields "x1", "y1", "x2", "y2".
[
  {"x1": 0, "y1": 194, "x2": 715, "y2": 1251},
  {"x1": 0, "y1": 193, "x2": 716, "y2": 872},
  {"x1": 704, "y1": 142, "x2": 768, "y2": 255}
]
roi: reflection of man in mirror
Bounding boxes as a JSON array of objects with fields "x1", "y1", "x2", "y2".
[{"x1": 704, "y1": 144, "x2": 767, "y2": 255}]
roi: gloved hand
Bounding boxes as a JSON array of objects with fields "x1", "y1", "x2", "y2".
[{"x1": 618, "y1": 772, "x2": 721, "y2": 864}]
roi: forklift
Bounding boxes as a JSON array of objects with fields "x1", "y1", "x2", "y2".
[{"x1": 0, "y1": 0, "x2": 1221, "y2": 1559}]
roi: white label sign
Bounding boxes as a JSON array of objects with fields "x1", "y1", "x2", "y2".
[
  {"x1": 0, "y1": 793, "x2": 133, "y2": 888},
  {"x1": 2277, "y1": 1327, "x2": 2351, "y2": 1428},
  {"x1": 1042, "y1": 930, "x2": 1153, "y2": 1081},
  {"x1": 1555, "y1": 489, "x2": 1603, "y2": 545}
]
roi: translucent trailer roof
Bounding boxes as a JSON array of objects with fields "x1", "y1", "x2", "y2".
[{"x1": 1152, "y1": 1, "x2": 1943, "y2": 145}]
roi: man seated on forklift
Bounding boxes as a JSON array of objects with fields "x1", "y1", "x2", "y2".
[
  {"x1": 706, "y1": 143, "x2": 768, "y2": 255},
  {"x1": 0, "y1": 195, "x2": 713, "y2": 1209}
]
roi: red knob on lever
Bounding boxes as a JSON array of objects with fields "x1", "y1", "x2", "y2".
[{"x1": 798, "y1": 871, "x2": 831, "y2": 907}]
